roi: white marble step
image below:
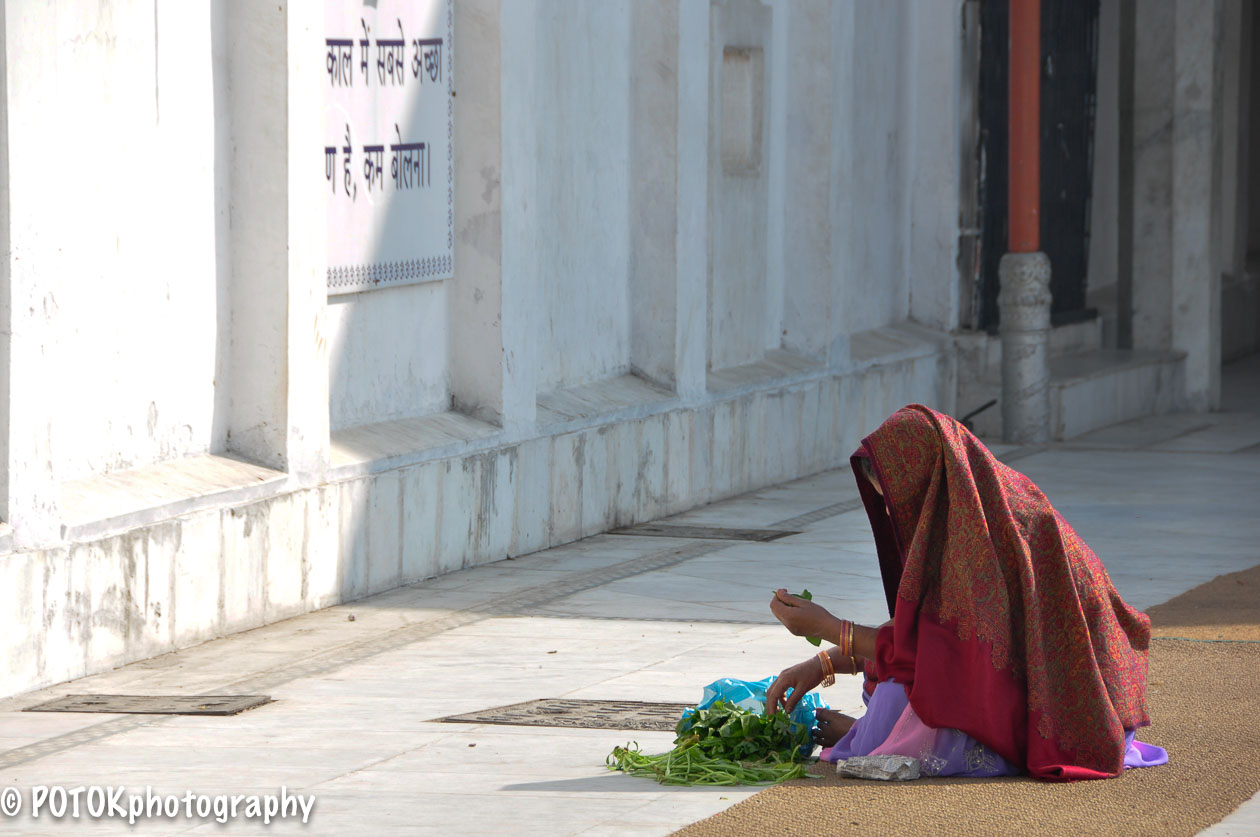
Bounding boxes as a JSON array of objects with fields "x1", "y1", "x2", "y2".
[
  {"x1": 1049, "y1": 349, "x2": 1186, "y2": 440},
  {"x1": 962, "y1": 349, "x2": 1186, "y2": 440}
]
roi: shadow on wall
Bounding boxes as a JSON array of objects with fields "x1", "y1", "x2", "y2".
[{"x1": 326, "y1": 1, "x2": 466, "y2": 607}]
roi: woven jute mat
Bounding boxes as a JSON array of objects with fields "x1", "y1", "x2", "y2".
[{"x1": 672, "y1": 564, "x2": 1260, "y2": 837}]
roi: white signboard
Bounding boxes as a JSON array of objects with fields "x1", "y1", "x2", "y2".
[{"x1": 324, "y1": 0, "x2": 453, "y2": 294}]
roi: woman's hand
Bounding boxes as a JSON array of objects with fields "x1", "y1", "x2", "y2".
[
  {"x1": 769, "y1": 589, "x2": 841, "y2": 642},
  {"x1": 813, "y1": 709, "x2": 856, "y2": 748},
  {"x1": 765, "y1": 655, "x2": 824, "y2": 715}
]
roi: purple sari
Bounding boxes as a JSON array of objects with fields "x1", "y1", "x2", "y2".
[{"x1": 821, "y1": 680, "x2": 1168, "y2": 777}]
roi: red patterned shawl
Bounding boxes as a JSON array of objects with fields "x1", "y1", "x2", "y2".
[{"x1": 855, "y1": 405, "x2": 1152, "y2": 780}]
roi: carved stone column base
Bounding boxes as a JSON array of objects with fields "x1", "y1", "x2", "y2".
[{"x1": 998, "y1": 252, "x2": 1052, "y2": 444}]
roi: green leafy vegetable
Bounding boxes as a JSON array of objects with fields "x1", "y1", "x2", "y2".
[
  {"x1": 797, "y1": 588, "x2": 823, "y2": 646},
  {"x1": 606, "y1": 700, "x2": 816, "y2": 786},
  {"x1": 775, "y1": 588, "x2": 823, "y2": 646}
]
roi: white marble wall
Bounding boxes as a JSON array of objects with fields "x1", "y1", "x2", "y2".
[
  {"x1": 0, "y1": 342, "x2": 952, "y2": 699},
  {"x1": 535, "y1": 3, "x2": 634, "y2": 392},
  {"x1": 772, "y1": 0, "x2": 833, "y2": 360},
  {"x1": 833, "y1": 3, "x2": 909, "y2": 337},
  {"x1": 5, "y1": 1, "x2": 224, "y2": 482},
  {"x1": 707, "y1": 0, "x2": 773, "y2": 372},
  {"x1": 0, "y1": 0, "x2": 969, "y2": 698},
  {"x1": 328, "y1": 283, "x2": 452, "y2": 430}
]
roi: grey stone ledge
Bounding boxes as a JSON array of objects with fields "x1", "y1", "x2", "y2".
[
  {"x1": 536, "y1": 373, "x2": 679, "y2": 434},
  {"x1": 706, "y1": 349, "x2": 826, "y2": 397},
  {"x1": 58, "y1": 454, "x2": 289, "y2": 545},
  {"x1": 974, "y1": 348, "x2": 1187, "y2": 388},
  {"x1": 328, "y1": 410, "x2": 504, "y2": 479},
  {"x1": 1048, "y1": 349, "x2": 1187, "y2": 385},
  {"x1": 848, "y1": 322, "x2": 950, "y2": 371}
]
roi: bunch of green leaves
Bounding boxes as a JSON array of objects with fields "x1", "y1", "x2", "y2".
[
  {"x1": 778, "y1": 588, "x2": 823, "y2": 646},
  {"x1": 675, "y1": 699, "x2": 813, "y2": 761},
  {"x1": 606, "y1": 700, "x2": 816, "y2": 786},
  {"x1": 606, "y1": 741, "x2": 810, "y2": 786}
]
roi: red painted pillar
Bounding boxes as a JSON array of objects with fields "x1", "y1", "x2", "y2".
[
  {"x1": 999, "y1": 0, "x2": 1051, "y2": 443},
  {"x1": 1008, "y1": 0, "x2": 1040, "y2": 253}
]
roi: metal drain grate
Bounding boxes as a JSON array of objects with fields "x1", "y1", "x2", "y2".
[
  {"x1": 611, "y1": 524, "x2": 799, "y2": 542},
  {"x1": 24, "y1": 695, "x2": 272, "y2": 716},
  {"x1": 435, "y1": 698, "x2": 692, "y2": 731}
]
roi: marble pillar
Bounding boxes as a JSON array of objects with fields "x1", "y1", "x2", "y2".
[
  {"x1": 1171, "y1": 0, "x2": 1223, "y2": 409},
  {"x1": 1131, "y1": 1, "x2": 1176, "y2": 354},
  {"x1": 999, "y1": 252, "x2": 1052, "y2": 444},
  {"x1": 1130, "y1": 0, "x2": 1224, "y2": 410}
]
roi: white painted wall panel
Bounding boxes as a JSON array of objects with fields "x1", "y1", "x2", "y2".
[
  {"x1": 18, "y1": 1, "x2": 225, "y2": 480},
  {"x1": 837, "y1": 1, "x2": 910, "y2": 335},
  {"x1": 327, "y1": 282, "x2": 451, "y2": 430},
  {"x1": 534, "y1": 3, "x2": 632, "y2": 392}
]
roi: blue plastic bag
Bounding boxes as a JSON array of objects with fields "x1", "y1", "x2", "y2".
[{"x1": 680, "y1": 676, "x2": 828, "y2": 756}]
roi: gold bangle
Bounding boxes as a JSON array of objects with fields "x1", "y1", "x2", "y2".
[{"x1": 817, "y1": 650, "x2": 836, "y2": 687}]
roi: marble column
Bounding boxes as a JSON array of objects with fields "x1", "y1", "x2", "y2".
[
  {"x1": 450, "y1": 0, "x2": 508, "y2": 427},
  {"x1": 1171, "y1": 0, "x2": 1223, "y2": 409},
  {"x1": 1130, "y1": 1, "x2": 1176, "y2": 353},
  {"x1": 675, "y1": 0, "x2": 711, "y2": 401},
  {"x1": 999, "y1": 253, "x2": 1053, "y2": 443},
  {"x1": 498, "y1": 0, "x2": 541, "y2": 434},
  {"x1": 222, "y1": 0, "x2": 330, "y2": 478},
  {"x1": 1130, "y1": 0, "x2": 1224, "y2": 410},
  {"x1": 628, "y1": 0, "x2": 682, "y2": 390}
]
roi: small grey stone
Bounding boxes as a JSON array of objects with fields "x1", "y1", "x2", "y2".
[{"x1": 836, "y1": 755, "x2": 921, "y2": 781}]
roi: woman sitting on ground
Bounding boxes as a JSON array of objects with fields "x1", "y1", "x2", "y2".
[{"x1": 765, "y1": 404, "x2": 1168, "y2": 780}]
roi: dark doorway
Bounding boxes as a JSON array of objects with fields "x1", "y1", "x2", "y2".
[
  {"x1": 1248, "y1": 2, "x2": 1260, "y2": 272},
  {"x1": 977, "y1": 0, "x2": 1101, "y2": 331},
  {"x1": 1227, "y1": 0, "x2": 1260, "y2": 362}
]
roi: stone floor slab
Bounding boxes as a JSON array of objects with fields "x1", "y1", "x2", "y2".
[{"x1": 0, "y1": 359, "x2": 1257, "y2": 834}]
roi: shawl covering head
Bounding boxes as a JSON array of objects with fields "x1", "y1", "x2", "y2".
[{"x1": 855, "y1": 405, "x2": 1152, "y2": 780}]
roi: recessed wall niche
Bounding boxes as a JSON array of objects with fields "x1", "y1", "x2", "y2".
[{"x1": 721, "y1": 46, "x2": 764, "y2": 174}]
